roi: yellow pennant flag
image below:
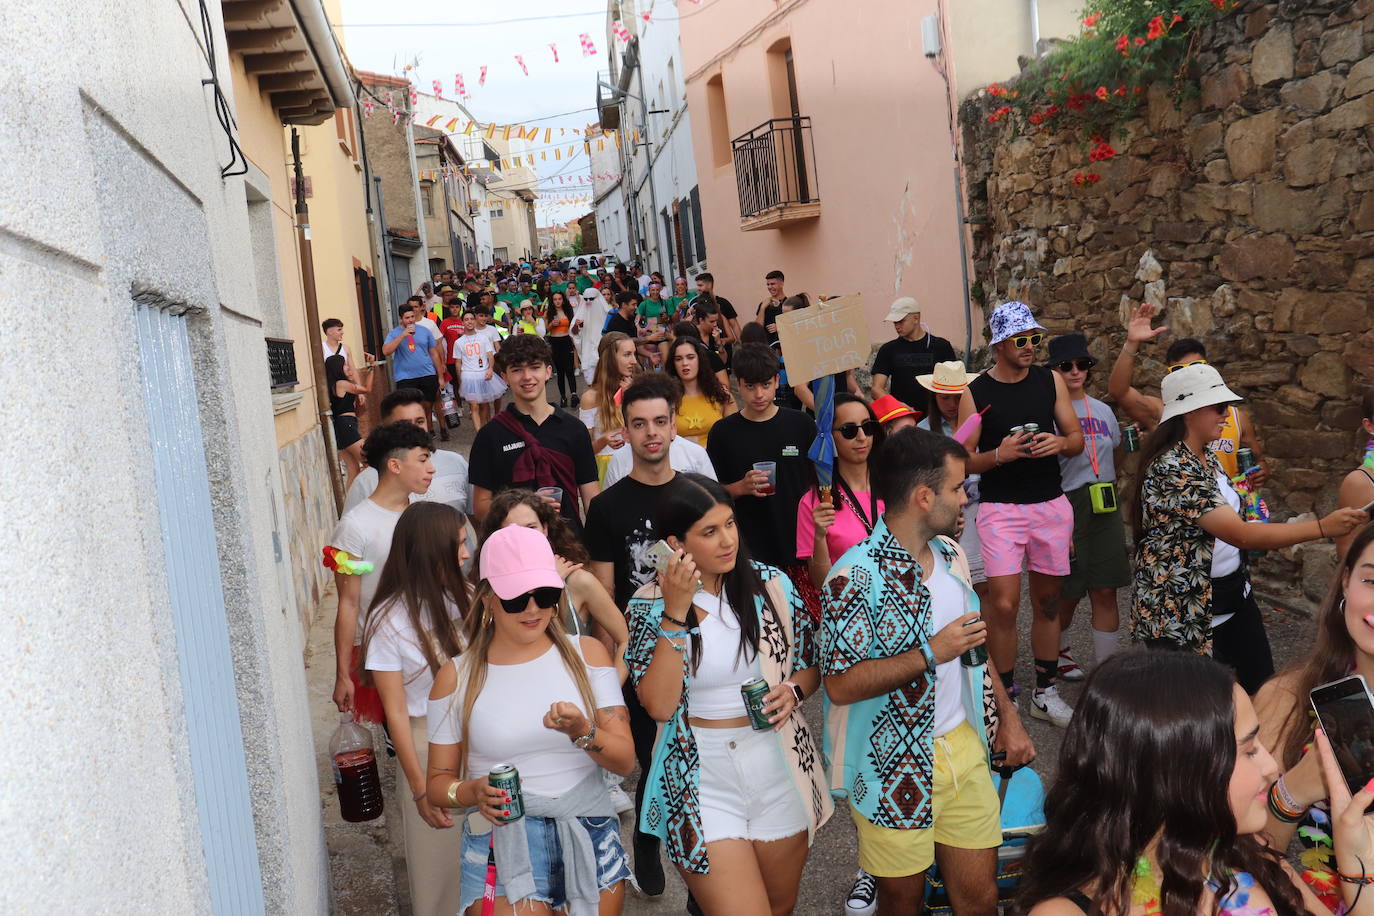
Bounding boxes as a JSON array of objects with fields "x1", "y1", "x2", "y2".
[
  {"x1": 541, "y1": 151, "x2": 547, "y2": 161},
  {"x1": 445, "y1": 118, "x2": 458, "y2": 131},
  {"x1": 544, "y1": 128, "x2": 552, "y2": 144},
  {"x1": 597, "y1": 138, "x2": 604, "y2": 151},
  {"x1": 555, "y1": 148, "x2": 562, "y2": 160},
  {"x1": 503, "y1": 125, "x2": 512, "y2": 141},
  {"x1": 426, "y1": 115, "x2": 440, "y2": 126},
  {"x1": 485, "y1": 123, "x2": 496, "y2": 139},
  {"x1": 464, "y1": 120, "x2": 476, "y2": 135},
  {"x1": 513, "y1": 156, "x2": 521, "y2": 167}
]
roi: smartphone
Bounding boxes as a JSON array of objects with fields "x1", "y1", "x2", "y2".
[
  {"x1": 1360, "y1": 498, "x2": 1374, "y2": 514},
  {"x1": 646, "y1": 539, "x2": 677, "y2": 576},
  {"x1": 1310, "y1": 674, "x2": 1374, "y2": 794}
]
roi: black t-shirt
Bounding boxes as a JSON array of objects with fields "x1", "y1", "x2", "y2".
[
  {"x1": 704, "y1": 339, "x2": 727, "y2": 374},
  {"x1": 968, "y1": 365, "x2": 1063, "y2": 505},
  {"x1": 584, "y1": 474, "x2": 681, "y2": 608},
  {"x1": 760, "y1": 300, "x2": 785, "y2": 345},
  {"x1": 468, "y1": 404, "x2": 599, "y2": 534},
  {"x1": 871, "y1": 334, "x2": 958, "y2": 410},
  {"x1": 605, "y1": 312, "x2": 638, "y2": 337},
  {"x1": 706, "y1": 408, "x2": 817, "y2": 568},
  {"x1": 714, "y1": 296, "x2": 738, "y2": 322}
]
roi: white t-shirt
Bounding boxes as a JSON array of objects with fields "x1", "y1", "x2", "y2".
[
  {"x1": 602, "y1": 436, "x2": 719, "y2": 488},
  {"x1": 1211, "y1": 471, "x2": 1243, "y2": 626},
  {"x1": 478, "y1": 325, "x2": 503, "y2": 350},
  {"x1": 417, "y1": 316, "x2": 442, "y2": 346},
  {"x1": 925, "y1": 552, "x2": 969, "y2": 738},
  {"x1": 455, "y1": 332, "x2": 495, "y2": 373},
  {"x1": 322, "y1": 339, "x2": 350, "y2": 364},
  {"x1": 343, "y1": 449, "x2": 471, "y2": 514},
  {"x1": 364, "y1": 598, "x2": 467, "y2": 716},
  {"x1": 686, "y1": 589, "x2": 760, "y2": 720},
  {"x1": 328, "y1": 498, "x2": 404, "y2": 642},
  {"x1": 428, "y1": 640, "x2": 622, "y2": 796}
]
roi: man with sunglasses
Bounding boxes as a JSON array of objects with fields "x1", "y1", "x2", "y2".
[
  {"x1": 957, "y1": 301, "x2": 1084, "y2": 728},
  {"x1": 1107, "y1": 302, "x2": 1270, "y2": 484},
  {"x1": 1046, "y1": 334, "x2": 1129, "y2": 683}
]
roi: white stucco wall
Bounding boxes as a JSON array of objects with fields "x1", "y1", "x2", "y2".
[{"x1": 0, "y1": 0, "x2": 328, "y2": 911}]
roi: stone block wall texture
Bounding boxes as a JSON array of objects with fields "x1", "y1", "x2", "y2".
[
  {"x1": 280, "y1": 433, "x2": 337, "y2": 636},
  {"x1": 962, "y1": 0, "x2": 1374, "y2": 602}
]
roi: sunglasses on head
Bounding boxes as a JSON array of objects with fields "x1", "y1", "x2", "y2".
[
  {"x1": 497, "y1": 586, "x2": 564, "y2": 614},
  {"x1": 1009, "y1": 333, "x2": 1045, "y2": 349},
  {"x1": 1054, "y1": 358, "x2": 1095, "y2": 373},
  {"x1": 1166, "y1": 358, "x2": 1209, "y2": 374},
  {"x1": 834, "y1": 420, "x2": 881, "y2": 440}
]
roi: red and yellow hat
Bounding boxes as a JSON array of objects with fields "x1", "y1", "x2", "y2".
[{"x1": 871, "y1": 395, "x2": 921, "y2": 426}]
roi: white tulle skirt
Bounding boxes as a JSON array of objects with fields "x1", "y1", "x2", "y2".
[{"x1": 459, "y1": 370, "x2": 507, "y2": 404}]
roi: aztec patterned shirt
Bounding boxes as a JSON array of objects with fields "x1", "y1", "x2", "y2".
[{"x1": 820, "y1": 517, "x2": 995, "y2": 830}]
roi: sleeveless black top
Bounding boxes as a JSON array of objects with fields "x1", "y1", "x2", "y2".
[{"x1": 968, "y1": 364, "x2": 1063, "y2": 504}]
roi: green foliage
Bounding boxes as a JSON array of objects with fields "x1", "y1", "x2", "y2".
[
  {"x1": 553, "y1": 246, "x2": 575, "y2": 258},
  {"x1": 984, "y1": 0, "x2": 1234, "y2": 138},
  {"x1": 572, "y1": 233, "x2": 583, "y2": 255}
]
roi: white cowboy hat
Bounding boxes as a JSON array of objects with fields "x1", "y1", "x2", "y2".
[
  {"x1": 1159, "y1": 363, "x2": 1243, "y2": 423},
  {"x1": 917, "y1": 361, "x2": 979, "y2": 394}
]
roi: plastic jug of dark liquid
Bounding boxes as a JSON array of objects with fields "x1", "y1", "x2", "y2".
[{"x1": 329, "y1": 714, "x2": 383, "y2": 822}]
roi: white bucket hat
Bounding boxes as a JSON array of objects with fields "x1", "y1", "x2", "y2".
[
  {"x1": 1159, "y1": 363, "x2": 1242, "y2": 423},
  {"x1": 987, "y1": 301, "x2": 1045, "y2": 346}
]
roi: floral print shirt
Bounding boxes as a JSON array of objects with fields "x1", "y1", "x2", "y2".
[
  {"x1": 1132, "y1": 441, "x2": 1227, "y2": 653},
  {"x1": 625, "y1": 563, "x2": 831, "y2": 874}
]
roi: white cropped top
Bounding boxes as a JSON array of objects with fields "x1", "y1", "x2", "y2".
[{"x1": 686, "y1": 589, "x2": 762, "y2": 720}]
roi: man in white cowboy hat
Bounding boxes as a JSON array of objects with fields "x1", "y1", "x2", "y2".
[
  {"x1": 957, "y1": 301, "x2": 1084, "y2": 728},
  {"x1": 870, "y1": 297, "x2": 958, "y2": 410}
]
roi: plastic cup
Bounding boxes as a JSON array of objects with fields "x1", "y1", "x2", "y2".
[
  {"x1": 537, "y1": 486, "x2": 564, "y2": 504},
  {"x1": 752, "y1": 461, "x2": 777, "y2": 496}
]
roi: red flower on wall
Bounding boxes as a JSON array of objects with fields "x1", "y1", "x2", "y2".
[
  {"x1": 1147, "y1": 15, "x2": 1166, "y2": 40},
  {"x1": 1096, "y1": 86, "x2": 1110, "y2": 101},
  {"x1": 1116, "y1": 34, "x2": 1130, "y2": 55},
  {"x1": 1082, "y1": 13, "x2": 1100, "y2": 28}
]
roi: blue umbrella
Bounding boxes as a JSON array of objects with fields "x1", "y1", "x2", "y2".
[{"x1": 808, "y1": 374, "x2": 836, "y2": 500}]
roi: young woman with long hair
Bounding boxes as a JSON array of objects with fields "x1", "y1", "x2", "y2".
[
  {"x1": 627, "y1": 473, "x2": 832, "y2": 916},
  {"x1": 1130, "y1": 364, "x2": 1367, "y2": 691},
  {"x1": 1255, "y1": 521, "x2": 1374, "y2": 912},
  {"x1": 482, "y1": 488, "x2": 629, "y2": 681},
  {"x1": 544, "y1": 289, "x2": 578, "y2": 408},
  {"x1": 426, "y1": 524, "x2": 636, "y2": 916},
  {"x1": 579, "y1": 331, "x2": 639, "y2": 484},
  {"x1": 326, "y1": 352, "x2": 374, "y2": 486},
  {"x1": 361, "y1": 502, "x2": 471, "y2": 916},
  {"x1": 796, "y1": 394, "x2": 886, "y2": 590},
  {"x1": 1019, "y1": 648, "x2": 1374, "y2": 916},
  {"x1": 666, "y1": 336, "x2": 737, "y2": 446}
]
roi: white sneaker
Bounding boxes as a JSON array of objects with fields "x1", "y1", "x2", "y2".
[
  {"x1": 1030, "y1": 685, "x2": 1074, "y2": 727},
  {"x1": 607, "y1": 782, "x2": 634, "y2": 815},
  {"x1": 1057, "y1": 648, "x2": 1085, "y2": 681},
  {"x1": 845, "y1": 869, "x2": 877, "y2": 916}
]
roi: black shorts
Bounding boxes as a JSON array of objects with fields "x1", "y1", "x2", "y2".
[
  {"x1": 332, "y1": 414, "x2": 362, "y2": 450},
  {"x1": 397, "y1": 374, "x2": 439, "y2": 403}
]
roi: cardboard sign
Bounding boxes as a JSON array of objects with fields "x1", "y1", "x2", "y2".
[{"x1": 775, "y1": 294, "x2": 870, "y2": 386}]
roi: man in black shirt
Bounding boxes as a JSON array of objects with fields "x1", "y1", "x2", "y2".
[
  {"x1": 605, "y1": 292, "x2": 640, "y2": 337},
  {"x1": 707, "y1": 344, "x2": 818, "y2": 613},
  {"x1": 467, "y1": 334, "x2": 600, "y2": 534},
  {"x1": 583, "y1": 373, "x2": 684, "y2": 896},
  {"x1": 956, "y1": 301, "x2": 1083, "y2": 728},
  {"x1": 691, "y1": 272, "x2": 739, "y2": 347},
  {"x1": 870, "y1": 296, "x2": 959, "y2": 411}
]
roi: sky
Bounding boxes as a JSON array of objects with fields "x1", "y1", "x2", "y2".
[{"x1": 336, "y1": 0, "x2": 612, "y2": 228}]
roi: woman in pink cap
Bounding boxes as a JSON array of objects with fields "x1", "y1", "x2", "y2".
[{"x1": 426, "y1": 524, "x2": 636, "y2": 915}]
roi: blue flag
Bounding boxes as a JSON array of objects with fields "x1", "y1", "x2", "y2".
[{"x1": 808, "y1": 374, "x2": 836, "y2": 489}]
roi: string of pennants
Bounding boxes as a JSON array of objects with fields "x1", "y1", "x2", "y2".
[{"x1": 414, "y1": 168, "x2": 621, "y2": 185}]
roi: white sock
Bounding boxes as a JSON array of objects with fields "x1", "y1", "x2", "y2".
[
  {"x1": 1092, "y1": 627, "x2": 1120, "y2": 664},
  {"x1": 1059, "y1": 630, "x2": 1071, "y2": 654}
]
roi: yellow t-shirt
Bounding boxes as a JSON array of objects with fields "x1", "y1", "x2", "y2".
[
  {"x1": 1208, "y1": 405, "x2": 1243, "y2": 478},
  {"x1": 677, "y1": 394, "x2": 725, "y2": 446}
]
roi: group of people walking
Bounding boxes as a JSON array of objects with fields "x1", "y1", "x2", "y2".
[{"x1": 317, "y1": 259, "x2": 1374, "y2": 916}]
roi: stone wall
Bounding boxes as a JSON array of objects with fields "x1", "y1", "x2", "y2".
[
  {"x1": 280, "y1": 431, "x2": 338, "y2": 637},
  {"x1": 962, "y1": 0, "x2": 1374, "y2": 603}
]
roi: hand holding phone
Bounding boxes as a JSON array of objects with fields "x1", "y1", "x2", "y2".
[{"x1": 1311, "y1": 675, "x2": 1374, "y2": 795}]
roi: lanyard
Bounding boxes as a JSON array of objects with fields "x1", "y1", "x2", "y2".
[
  {"x1": 1076, "y1": 398, "x2": 1100, "y2": 480},
  {"x1": 835, "y1": 471, "x2": 878, "y2": 535}
]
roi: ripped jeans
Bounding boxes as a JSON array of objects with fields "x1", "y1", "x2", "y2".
[
  {"x1": 459, "y1": 812, "x2": 632, "y2": 912},
  {"x1": 690, "y1": 724, "x2": 809, "y2": 844}
]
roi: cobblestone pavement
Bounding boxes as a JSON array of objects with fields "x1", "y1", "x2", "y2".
[{"x1": 308, "y1": 386, "x2": 1320, "y2": 914}]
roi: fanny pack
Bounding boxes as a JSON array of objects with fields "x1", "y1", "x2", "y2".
[{"x1": 1088, "y1": 482, "x2": 1117, "y2": 514}]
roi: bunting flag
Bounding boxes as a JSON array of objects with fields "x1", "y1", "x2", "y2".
[
  {"x1": 514, "y1": 55, "x2": 528, "y2": 76},
  {"x1": 549, "y1": 43, "x2": 559, "y2": 64},
  {"x1": 612, "y1": 21, "x2": 630, "y2": 43},
  {"x1": 642, "y1": 10, "x2": 652, "y2": 24},
  {"x1": 432, "y1": 79, "x2": 443, "y2": 99},
  {"x1": 362, "y1": 96, "x2": 374, "y2": 117},
  {"x1": 455, "y1": 73, "x2": 466, "y2": 97},
  {"x1": 479, "y1": 65, "x2": 488, "y2": 87},
  {"x1": 408, "y1": 86, "x2": 418, "y2": 106},
  {"x1": 579, "y1": 33, "x2": 597, "y2": 56}
]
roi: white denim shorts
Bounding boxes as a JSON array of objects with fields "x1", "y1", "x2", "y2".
[{"x1": 690, "y1": 724, "x2": 808, "y2": 844}]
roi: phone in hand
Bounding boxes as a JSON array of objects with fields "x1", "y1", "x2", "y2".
[
  {"x1": 1311, "y1": 674, "x2": 1374, "y2": 794},
  {"x1": 1360, "y1": 497, "x2": 1374, "y2": 514},
  {"x1": 646, "y1": 539, "x2": 677, "y2": 576}
]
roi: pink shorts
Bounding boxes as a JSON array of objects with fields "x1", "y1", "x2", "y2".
[{"x1": 975, "y1": 496, "x2": 1073, "y2": 578}]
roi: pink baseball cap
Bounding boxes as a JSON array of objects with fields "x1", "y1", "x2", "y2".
[{"x1": 480, "y1": 525, "x2": 564, "y2": 599}]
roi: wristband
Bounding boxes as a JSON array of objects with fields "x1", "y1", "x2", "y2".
[
  {"x1": 445, "y1": 779, "x2": 462, "y2": 808},
  {"x1": 918, "y1": 641, "x2": 938, "y2": 681},
  {"x1": 1266, "y1": 780, "x2": 1304, "y2": 823},
  {"x1": 1318, "y1": 518, "x2": 1327, "y2": 538},
  {"x1": 412, "y1": 788, "x2": 427, "y2": 802},
  {"x1": 994, "y1": 445, "x2": 1002, "y2": 466}
]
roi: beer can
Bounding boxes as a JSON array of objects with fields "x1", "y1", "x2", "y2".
[
  {"x1": 961, "y1": 616, "x2": 989, "y2": 668},
  {"x1": 1009, "y1": 425, "x2": 1025, "y2": 438},
  {"x1": 1237, "y1": 447, "x2": 1257, "y2": 475},
  {"x1": 1122, "y1": 424, "x2": 1140, "y2": 453},
  {"x1": 489, "y1": 764, "x2": 524, "y2": 822},
  {"x1": 741, "y1": 677, "x2": 772, "y2": 731},
  {"x1": 1022, "y1": 422, "x2": 1040, "y2": 437}
]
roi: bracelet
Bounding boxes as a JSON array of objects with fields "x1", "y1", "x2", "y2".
[
  {"x1": 1318, "y1": 518, "x2": 1327, "y2": 538},
  {"x1": 445, "y1": 779, "x2": 462, "y2": 808},
  {"x1": 1273, "y1": 773, "x2": 1306, "y2": 814},
  {"x1": 1266, "y1": 781, "x2": 1304, "y2": 823},
  {"x1": 1342, "y1": 856, "x2": 1373, "y2": 911},
  {"x1": 918, "y1": 640, "x2": 938, "y2": 681},
  {"x1": 661, "y1": 611, "x2": 689, "y2": 626},
  {"x1": 994, "y1": 445, "x2": 1003, "y2": 466},
  {"x1": 412, "y1": 788, "x2": 428, "y2": 802}
]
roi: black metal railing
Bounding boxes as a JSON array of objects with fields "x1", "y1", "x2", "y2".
[
  {"x1": 731, "y1": 116, "x2": 818, "y2": 220},
  {"x1": 266, "y1": 338, "x2": 298, "y2": 389}
]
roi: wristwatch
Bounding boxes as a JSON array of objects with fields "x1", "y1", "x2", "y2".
[
  {"x1": 573, "y1": 725, "x2": 598, "y2": 749},
  {"x1": 783, "y1": 679, "x2": 804, "y2": 705}
]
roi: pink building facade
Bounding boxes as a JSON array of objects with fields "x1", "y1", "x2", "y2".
[{"x1": 679, "y1": 0, "x2": 970, "y2": 349}]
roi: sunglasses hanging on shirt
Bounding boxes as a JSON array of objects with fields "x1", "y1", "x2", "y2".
[{"x1": 498, "y1": 587, "x2": 564, "y2": 614}]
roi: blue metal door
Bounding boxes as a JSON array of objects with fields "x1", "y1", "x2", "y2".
[{"x1": 136, "y1": 304, "x2": 266, "y2": 914}]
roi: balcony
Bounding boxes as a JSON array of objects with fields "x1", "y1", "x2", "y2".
[{"x1": 731, "y1": 117, "x2": 820, "y2": 231}]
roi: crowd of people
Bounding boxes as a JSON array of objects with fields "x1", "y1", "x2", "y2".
[{"x1": 318, "y1": 256, "x2": 1374, "y2": 916}]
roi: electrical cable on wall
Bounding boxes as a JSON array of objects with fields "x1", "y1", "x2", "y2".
[{"x1": 198, "y1": 0, "x2": 247, "y2": 178}]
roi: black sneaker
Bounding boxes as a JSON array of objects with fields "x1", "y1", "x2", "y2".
[
  {"x1": 846, "y1": 869, "x2": 877, "y2": 916},
  {"x1": 569, "y1": 392, "x2": 580, "y2": 410},
  {"x1": 633, "y1": 831, "x2": 665, "y2": 896}
]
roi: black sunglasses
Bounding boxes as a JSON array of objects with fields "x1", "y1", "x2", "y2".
[
  {"x1": 834, "y1": 420, "x2": 881, "y2": 440},
  {"x1": 498, "y1": 586, "x2": 564, "y2": 614},
  {"x1": 1053, "y1": 359, "x2": 1096, "y2": 373}
]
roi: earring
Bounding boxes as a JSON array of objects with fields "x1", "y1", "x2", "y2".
[{"x1": 1340, "y1": 597, "x2": 1347, "y2": 613}]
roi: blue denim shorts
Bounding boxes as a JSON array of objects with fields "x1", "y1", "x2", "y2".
[{"x1": 458, "y1": 813, "x2": 632, "y2": 912}]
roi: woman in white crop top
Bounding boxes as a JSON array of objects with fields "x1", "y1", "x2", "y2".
[
  {"x1": 361, "y1": 502, "x2": 470, "y2": 916},
  {"x1": 626, "y1": 474, "x2": 832, "y2": 916},
  {"x1": 426, "y1": 524, "x2": 636, "y2": 916}
]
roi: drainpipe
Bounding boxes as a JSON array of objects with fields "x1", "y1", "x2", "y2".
[
  {"x1": 291, "y1": 127, "x2": 345, "y2": 514},
  {"x1": 437, "y1": 144, "x2": 461, "y2": 271},
  {"x1": 635, "y1": 60, "x2": 664, "y2": 278},
  {"x1": 1028, "y1": 0, "x2": 1041, "y2": 51}
]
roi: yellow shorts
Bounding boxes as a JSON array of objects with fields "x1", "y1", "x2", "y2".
[{"x1": 850, "y1": 721, "x2": 1002, "y2": 877}]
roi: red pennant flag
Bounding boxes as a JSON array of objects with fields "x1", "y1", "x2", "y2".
[
  {"x1": 479, "y1": 65, "x2": 488, "y2": 86},
  {"x1": 432, "y1": 79, "x2": 443, "y2": 99},
  {"x1": 612, "y1": 21, "x2": 630, "y2": 43},
  {"x1": 515, "y1": 55, "x2": 528, "y2": 76},
  {"x1": 579, "y1": 33, "x2": 598, "y2": 56},
  {"x1": 455, "y1": 73, "x2": 466, "y2": 97},
  {"x1": 549, "y1": 43, "x2": 559, "y2": 64}
]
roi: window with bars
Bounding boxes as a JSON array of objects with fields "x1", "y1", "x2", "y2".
[{"x1": 265, "y1": 338, "x2": 298, "y2": 389}]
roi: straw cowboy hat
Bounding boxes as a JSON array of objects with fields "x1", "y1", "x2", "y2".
[{"x1": 917, "y1": 361, "x2": 979, "y2": 394}]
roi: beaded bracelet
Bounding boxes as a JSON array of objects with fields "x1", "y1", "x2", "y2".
[{"x1": 1266, "y1": 781, "x2": 1304, "y2": 823}]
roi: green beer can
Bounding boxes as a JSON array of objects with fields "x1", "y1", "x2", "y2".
[
  {"x1": 489, "y1": 764, "x2": 524, "y2": 822},
  {"x1": 741, "y1": 677, "x2": 772, "y2": 730}
]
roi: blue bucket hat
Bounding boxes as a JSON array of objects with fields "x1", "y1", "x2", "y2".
[{"x1": 987, "y1": 301, "x2": 1045, "y2": 346}]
